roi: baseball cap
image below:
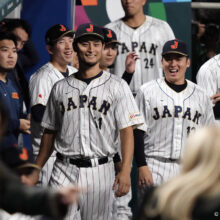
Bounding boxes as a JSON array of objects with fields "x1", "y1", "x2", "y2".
[
  {"x1": 102, "y1": 27, "x2": 121, "y2": 45},
  {"x1": 162, "y1": 39, "x2": 188, "y2": 57},
  {"x1": 0, "y1": 145, "x2": 41, "y2": 171},
  {"x1": 74, "y1": 23, "x2": 104, "y2": 41},
  {"x1": 45, "y1": 24, "x2": 74, "y2": 45}
]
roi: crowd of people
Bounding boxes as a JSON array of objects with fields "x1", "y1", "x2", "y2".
[{"x1": 0, "y1": 0, "x2": 220, "y2": 220}]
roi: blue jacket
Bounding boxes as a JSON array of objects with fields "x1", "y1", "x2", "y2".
[{"x1": 0, "y1": 77, "x2": 22, "y2": 145}]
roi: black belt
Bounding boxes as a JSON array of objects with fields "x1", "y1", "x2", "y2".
[
  {"x1": 147, "y1": 155, "x2": 180, "y2": 163},
  {"x1": 56, "y1": 152, "x2": 109, "y2": 168}
]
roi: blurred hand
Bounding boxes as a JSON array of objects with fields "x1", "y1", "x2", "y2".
[
  {"x1": 113, "y1": 169, "x2": 130, "y2": 197},
  {"x1": 125, "y1": 52, "x2": 139, "y2": 74},
  {"x1": 211, "y1": 92, "x2": 220, "y2": 105},
  {"x1": 138, "y1": 166, "x2": 153, "y2": 187},
  {"x1": 19, "y1": 119, "x2": 31, "y2": 134}
]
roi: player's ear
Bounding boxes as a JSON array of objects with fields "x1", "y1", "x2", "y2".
[
  {"x1": 186, "y1": 57, "x2": 190, "y2": 68},
  {"x1": 142, "y1": 0, "x2": 147, "y2": 6},
  {"x1": 46, "y1": 45, "x2": 54, "y2": 55}
]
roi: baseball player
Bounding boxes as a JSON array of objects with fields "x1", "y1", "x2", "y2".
[
  {"x1": 29, "y1": 24, "x2": 77, "y2": 186},
  {"x1": 29, "y1": 23, "x2": 144, "y2": 220},
  {"x1": 105, "y1": 0, "x2": 175, "y2": 95},
  {"x1": 196, "y1": 54, "x2": 220, "y2": 121},
  {"x1": 134, "y1": 39, "x2": 215, "y2": 199}
]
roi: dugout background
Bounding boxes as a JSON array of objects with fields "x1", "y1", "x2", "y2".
[{"x1": 21, "y1": 0, "x2": 192, "y2": 80}]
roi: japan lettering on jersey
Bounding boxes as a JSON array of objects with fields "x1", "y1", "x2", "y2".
[
  {"x1": 106, "y1": 16, "x2": 175, "y2": 94},
  {"x1": 135, "y1": 78, "x2": 215, "y2": 159},
  {"x1": 42, "y1": 71, "x2": 145, "y2": 157}
]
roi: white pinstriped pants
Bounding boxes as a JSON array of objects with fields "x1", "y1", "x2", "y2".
[{"x1": 49, "y1": 158, "x2": 115, "y2": 220}]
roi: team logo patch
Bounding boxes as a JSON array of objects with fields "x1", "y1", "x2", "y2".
[
  {"x1": 171, "y1": 41, "x2": 178, "y2": 49},
  {"x1": 38, "y1": 94, "x2": 43, "y2": 98},
  {"x1": 60, "y1": 24, "x2": 66, "y2": 32},
  {"x1": 86, "y1": 24, "x2": 94, "y2": 32},
  {"x1": 19, "y1": 148, "x2": 28, "y2": 161},
  {"x1": 106, "y1": 30, "x2": 112, "y2": 38},
  {"x1": 129, "y1": 112, "x2": 141, "y2": 121},
  {"x1": 12, "y1": 92, "x2": 19, "y2": 99}
]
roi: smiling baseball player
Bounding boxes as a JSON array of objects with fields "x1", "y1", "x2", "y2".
[
  {"x1": 106, "y1": 0, "x2": 175, "y2": 95},
  {"x1": 134, "y1": 40, "x2": 215, "y2": 199},
  {"x1": 29, "y1": 23, "x2": 144, "y2": 220},
  {"x1": 29, "y1": 24, "x2": 77, "y2": 186}
]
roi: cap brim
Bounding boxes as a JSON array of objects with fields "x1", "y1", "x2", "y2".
[
  {"x1": 162, "y1": 51, "x2": 188, "y2": 56},
  {"x1": 75, "y1": 33, "x2": 104, "y2": 41},
  {"x1": 60, "y1": 30, "x2": 75, "y2": 39},
  {"x1": 105, "y1": 40, "x2": 121, "y2": 45},
  {"x1": 16, "y1": 163, "x2": 41, "y2": 170}
]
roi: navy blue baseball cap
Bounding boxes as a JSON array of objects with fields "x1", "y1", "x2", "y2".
[
  {"x1": 0, "y1": 145, "x2": 41, "y2": 171},
  {"x1": 162, "y1": 39, "x2": 188, "y2": 57},
  {"x1": 45, "y1": 24, "x2": 74, "y2": 45},
  {"x1": 102, "y1": 27, "x2": 121, "y2": 45},
  {"x1": 74, "y1": 23, "x2": 104, "y2": 41}
]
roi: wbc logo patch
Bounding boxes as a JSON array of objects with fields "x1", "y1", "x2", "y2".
[{"x1": 12, "y1": 92, "x2": 19, "y2": 99}]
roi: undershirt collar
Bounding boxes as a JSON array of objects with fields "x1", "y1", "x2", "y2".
[{"x1": 165, "y1": 78, "x2": 187, "y2": 93}]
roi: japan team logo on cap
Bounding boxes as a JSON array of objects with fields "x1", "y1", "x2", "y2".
[
  {"x1": 86, "y1": 24, "x2": 94, "y2": 32},
  {"x1": 171, "y1": 40, "x2": 178, "y2": 49},
  {"x1": 59, "y1": 24, "x2": 66, "y2": 32},
  {"x1": 106, "y1": 30, "x2": 112, "y2": 38}
]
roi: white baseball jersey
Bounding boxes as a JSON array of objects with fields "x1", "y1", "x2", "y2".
[
  {"x1": 29, "y1": 62, "x2": 77, "y2": 186},
  {"x1": 135, "y1": 78, "x2": 215, "y2": 160},
  {"x1": 197, "y1": 54, "x2": 220, "y2": 98},
  {"x1": 42, "y1": 70, "x2": 144, "y2": 220},
  {"x1": 105, "y1": 15, "x2": 175, "y2": 95},
  {"x1": 42, "y1": 70, "x2": 144, "y2": 157},
  {"x1": 29, "y1": 62, "x2": 77, "y2": 155}
]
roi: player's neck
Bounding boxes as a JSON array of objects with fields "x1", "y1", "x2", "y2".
[
  {"x1": 78, "y1": 63, "x2": 102, "y2": 79},
  {"x1": 50, "y1": 61, "x2": 67, "y2": 73},
  {"x1": 123, "y1": 12, "x2": 146, "y2": 28},
  {"x1": 0, "y1": 72, "x2": 7, "y2": 83}
]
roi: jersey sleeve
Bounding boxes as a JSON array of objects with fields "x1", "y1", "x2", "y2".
[
  {"x1": 114, "y1": 80, "x2": 145, "y2": 130},
  {"x1": 202, "y1": 94, "x2": 216, "y2": 125},
  {"x1": 135, "y1": 88, "x2": 150, "y2": 132},
  {"x1": 41, "y1": 85, "x2": 60, "y2": 131},
  {"x1": 197, "y1": 67, "x2": 217, "y2": 98},
  {"x1": 29, "y1": 74, "x2": 53, "y2": 107}
]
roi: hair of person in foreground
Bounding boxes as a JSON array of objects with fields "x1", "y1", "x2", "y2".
[{"x1": 142, "y1": 126, "x2": 220, "y2": 220}]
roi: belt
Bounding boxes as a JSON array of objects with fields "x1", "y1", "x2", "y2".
[
  {"x1": 56, "y1": 152, "x2": 109, "y2": 168},
  {"x1": 147, "y1": 155, "x2": 180, "y2": 163}
]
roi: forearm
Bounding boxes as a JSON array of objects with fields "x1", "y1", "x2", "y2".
[
  {"x1": 36, "y1": 129, "x2": 56, "y2": 168},
  {"x1": 120, "y1": 126, "x2": 134, "y2": 172}
]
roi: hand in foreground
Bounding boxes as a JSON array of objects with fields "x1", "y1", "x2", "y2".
[
  {"x1": 112, "y1": 169, "x2": 130, "y2": 197},
  {"x1": 211, "y1": 92, "x2": 220, "y2": 105},
  {"x1": 138, "y1": 165, "x2": 153, "y2": 188}
]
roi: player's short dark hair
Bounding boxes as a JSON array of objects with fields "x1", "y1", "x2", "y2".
[
  {"x1": 0, "y1": 31, "x2": 17, "y2": 46},
  {"x1": 0, "y1": 18, "x2": 32, "y2": 37}
]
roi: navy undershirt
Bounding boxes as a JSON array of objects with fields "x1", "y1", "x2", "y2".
[
  {"x1": 75, "y1": 71, "x2": 103, "y2": 84},
  {"x1": 165, "y1": 78, "x2": 187, "y2": 92}
]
